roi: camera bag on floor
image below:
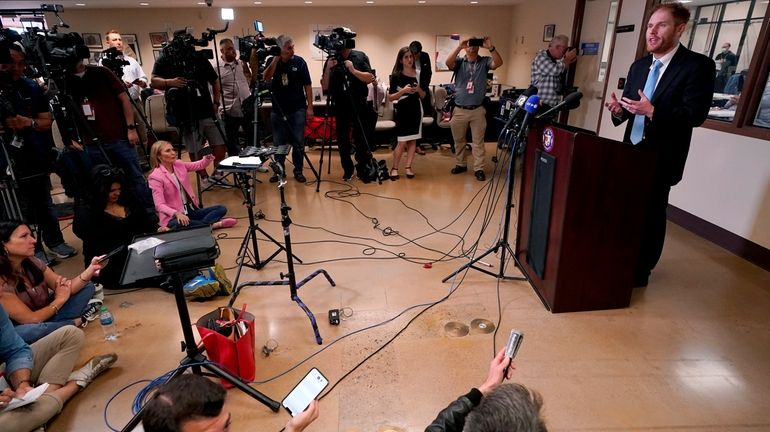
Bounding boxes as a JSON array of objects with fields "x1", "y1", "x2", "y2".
[
  {"x1": 195, "y1": 304, "x2": 256, "y2": 387},
  {"x1": 154, "y1": 235, "x2": 219, "y2": 273}
]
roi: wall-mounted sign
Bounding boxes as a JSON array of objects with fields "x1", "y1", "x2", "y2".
[
  {"x1": 581, "y1": 42, "x2": 600, "y2": 55},
  {"x1": 616, "y1": 24, "x2": 635, "y2": 33}
]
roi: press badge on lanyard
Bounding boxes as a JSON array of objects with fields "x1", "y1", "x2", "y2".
[
  {"x1": 82, "y1": 98, "x2": 95, "y2": 121},
  {"x1": 466, "y1": 81, "x2": 475, "y2": 94}
]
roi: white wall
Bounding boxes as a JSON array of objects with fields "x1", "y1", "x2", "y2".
[
  {"x1": 597, "y1": 0, "x2": 770, "y2": 250},
  {"x1": 53, "y1": 6, "x2": 515, "y2": 87}
]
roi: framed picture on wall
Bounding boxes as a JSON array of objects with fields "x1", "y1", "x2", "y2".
[
  {"x1": 543, "y1": 24, "x2": 555, "y2": 42},
  {"x1": 83, "y1": 33, "x2": 102, "y2": 49},
  {"x1": 89, "y1": 50, "x2": 102, "y2": 64},
  {"x1": 153, "y1": 49, "x2": 162, "y2": 60},
  {"x1": 436, "y1": 34, "x2": 460, "y2": 71},
  {"x1": 122, "y1": 33, "x2": 141, "y2": 64},
  {"x1": 149, "y1": 32, "x2": 168, "y2": 48}
]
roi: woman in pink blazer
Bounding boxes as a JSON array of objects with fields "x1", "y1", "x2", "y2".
[{"x1": 148, "y1": 141, "x2": 237, "y2": 230}]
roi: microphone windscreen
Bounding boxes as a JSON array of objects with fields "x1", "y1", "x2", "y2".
[
  {"x1": 522, "y1": 85, "x2": 538, "y2": 97},
  {"x1": 524, "y1": 95, "x2": 540, "y2": 114},
  {"x1": 564, "y1": 91, "x2": 583, "y2": 105}
]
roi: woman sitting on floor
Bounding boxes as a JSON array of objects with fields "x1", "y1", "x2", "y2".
[
  {"x1": 77, "y1": 165, "x2": 161, "y2": 289},
  {"x1": 148, "y1": 140, "x2": 237, "y2": 231},
  {"x1": 0, "y1": 220, "x2": 106, "y2": 343}
]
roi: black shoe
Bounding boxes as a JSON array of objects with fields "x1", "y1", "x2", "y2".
[
  {"x1": 450, "y1": 165, "x2": 467, "y2": 174},
  {"x1": 295, "y1": 174, "x2": 307, "y2": 183},
  {"x1": 474, "y1": 170, "x2": 486, "y2": 181},
  {"x1": 269, "y1": 174, "x2": 280, "y2": 183}
]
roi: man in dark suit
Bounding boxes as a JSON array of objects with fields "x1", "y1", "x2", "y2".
[{"x1": 605, "y1": 2, "x2": 714, "y2": 287}]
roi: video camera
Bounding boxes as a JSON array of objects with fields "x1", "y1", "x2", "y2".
[
  {"x1": 314, "y1": 27, "x2": 356, "y2": 57},
  {"x1": 162, "y1": 28, "x2": 216, "y2": 62},
  {"x1": 99, "y1": 47, "x2": 129, "y2": 80},
  {"x1": 0, "y1": 27, "x2": 89, "y2": 82},
  {"x1": 234, "y1": 20, "x2": 280, "y2": 75}
]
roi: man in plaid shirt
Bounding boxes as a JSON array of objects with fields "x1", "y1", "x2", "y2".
[{"x1": 530, "y1": 35, "x2": 577, "y2": 109}]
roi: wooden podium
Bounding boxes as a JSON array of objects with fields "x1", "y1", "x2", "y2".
[{"x1": 514, "y1": 122, "x2": 655, "y2": 313}]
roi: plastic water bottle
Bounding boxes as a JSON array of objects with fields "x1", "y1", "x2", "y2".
[{"x1": 99, "y1": 306, "x2": 119, "y2": 341}]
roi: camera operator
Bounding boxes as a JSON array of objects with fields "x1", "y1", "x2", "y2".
[
  {"x1": 320, "y1": 29, "x2": 374, "y2": 181},
  {"x1": 151, "y1": 33, "x2": 227, "y2": 185},
  {"x1": 100, "y1": 30, "x2": 150, "y2": 146},
  {"x1": 64, "y1": 54, "x2": 155, "y2": 217},
  {"x1": 263, "y1": 34, "x2": 313, "y2": 184},
  {"x1": 217, "y1": 38, "x2": 253, "y2": 158},
  {"x1": 0, "y1": 43, "x2": 78, "y2": 261}
]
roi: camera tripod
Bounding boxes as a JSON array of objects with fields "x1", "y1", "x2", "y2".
[
  {"x1": 222, "y1": 162, "x2": 301, "y2": 290},
  {"x1": 442, "y1": 114, "x2": 530, "y2": 283},
  {"x1": 119, "y1": 231, "x2": 280, "y2": 432},
  {"x1": 227, "y1": 159, "x2": 336, "y2": 344}
]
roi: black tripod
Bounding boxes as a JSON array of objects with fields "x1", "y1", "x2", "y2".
[
  {"x1": 227, "y1": 159, "x2": 336, "y2": 344},
  {"x1": 224, "y1": 162, "x2": 301, "y2": 289},
  {"x1": 120, "y1": 269, "x2": 280, "y2": 432},
  {"x1": 442, "y1": 118, "x2": 530, "y2": 283}
]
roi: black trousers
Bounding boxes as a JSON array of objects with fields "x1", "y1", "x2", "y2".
[
  {"x1": 635, "y1": 176, "x2": 672, "y2": 282},
  {"x1": 334, "y1": 97, "x2": 370, "y2": 178},
  {"x1": 223, "y1": 114, "x2": 253, "y2": 156},
  {"x1": 18, "y1": 174, "x2": 65, "y2": 248}
]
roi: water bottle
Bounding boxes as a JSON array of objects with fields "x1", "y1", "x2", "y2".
[{"x1": 99, "y1": 306, "x2": 119, "y2": 341}]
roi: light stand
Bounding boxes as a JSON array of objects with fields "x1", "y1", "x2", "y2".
[
  {"x1": 221, "y1": 162, "x2": 301, "y2": 289},
  {"x1": 227, "y1": 158, "x2": 336, "y2": 344},
  {"x1": 441, "y1": 117, "x2": 530, "y2": 283},
  {"x1": 119, "y1": 228, "x2": 280, "y2": 432}
]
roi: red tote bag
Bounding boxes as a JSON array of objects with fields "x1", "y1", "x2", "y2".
[{"x1": 195, "y1": 305, "x2": 256, "y2": 388}]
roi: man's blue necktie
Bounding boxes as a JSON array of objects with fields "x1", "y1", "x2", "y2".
[{"x1": 630, "y1": 59, "x2": 662, "y2": 145}]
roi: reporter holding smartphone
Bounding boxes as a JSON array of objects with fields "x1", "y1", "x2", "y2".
[
  {"x1": 425, "y1": 348, "x2": 547, "y2": 432},
  {"x1": 530, "y1": 34, "x2": 578, "y2": 110},
  {"x1": 446, "y1": 36, "x2": 503, "y2": 182},
  {"x1": 388, "y1": 47, "x2": 425, "y2": 180}
]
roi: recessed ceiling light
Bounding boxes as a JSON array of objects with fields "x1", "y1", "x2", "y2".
[
  {"x1": 75, "y1": 2, "x2": 86, "y2": 5},
  {"x1": 366, "y1": 0, "x2": 374, "y2": 3},
  {"x1": 305, "y1": 1, "x2": 313, "y2": 3},
  {"x1": 470, "y1": 1, "x2": 479, "y2": 3},
  {"x1": 197, "y1": 1, "x2": 206, "y2": 4},
  {"x1": 254, "y1": 1, "x2": 262, "y2": 3},
  {"x1": 418, "y1": 0, "x2": 426, "y2": 3},
  {"x1": 139, "y1": 2, "x2": 149, "y2": 5}
]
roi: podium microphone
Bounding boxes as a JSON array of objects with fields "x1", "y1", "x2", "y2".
[
  {"x1": 514, "y1": 94, "x2": 541, "y2": 144},
  {"x1": 535, "y1": 91, "x2": 583, "y2": 120},
  {"x1": 502, "y1": 85, "x2": 538, "y2": 130}
]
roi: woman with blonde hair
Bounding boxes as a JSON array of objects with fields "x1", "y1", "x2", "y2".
[{"x1": 148, "y1": 141, "x2": 236, "y2": 230}]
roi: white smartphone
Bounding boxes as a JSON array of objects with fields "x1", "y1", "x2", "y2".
[{"x1": 281, "y1": 368, "x2": 329, "y2": 417}]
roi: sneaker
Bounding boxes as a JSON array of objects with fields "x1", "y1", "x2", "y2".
[
  {"x1": 474, "y1": 170, "x2": 486, "y2": 181},
  {"x1": 295, "y1": 173, "x2": 307, "y2": 183},
  {"x1": 48, "y1": 243, "x2": 77, "y2": 259},
  {"x1": 81, "y1": 299, "x2": 103, "y2": 322},
  {"x1": 92, "y1": 283, "x2": 105, "y2": 302},
  {"x1": 68, "y1": 352, "x2": 118, "y2": 388},
  {"x1": 219, "y1": 217, "x2": 237, "y2": 228},
  {"x1": 269, "y1": 174, "x2": 280, "y2": 183}
]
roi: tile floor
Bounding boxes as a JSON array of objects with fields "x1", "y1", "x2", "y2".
[{"x1": 44, "y1": 143, "x2": 770, "y2": 432}]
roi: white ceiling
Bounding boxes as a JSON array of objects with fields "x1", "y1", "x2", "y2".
[{"x1": 0, "y1": 0, "x2": 524, "y2": 10}]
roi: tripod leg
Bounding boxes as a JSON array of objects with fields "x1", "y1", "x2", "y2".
[
  {"x1": 292, "y1": 295, "x2": 323, "y2": 345},
  {"x1": 303, "y1": 148, "x2": 321, "y2": 184},
  {"x1": 295, "y1": 269, "x2": 336, "y2": 290},
  {"x1": 202, "y1": 362, "x2": 280, "y2": 411}
]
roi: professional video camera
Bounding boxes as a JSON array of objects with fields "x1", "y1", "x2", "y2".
[
  {"x1": 99, "y1": 46, "x2": 129, "y2": 80},
  {"x1": 314, "y1": 27, "x2": 356, "y2": 57},
  {"x1": 234, "y1": 20, "x2": 280, "y2": 76},
  {"x1": 162, "y1": 28, "x2": 215, "y2": 62}
]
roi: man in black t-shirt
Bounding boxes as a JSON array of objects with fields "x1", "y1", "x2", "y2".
[
  {"x1": 320, "y1": 36, "x2": 374, "y2": 181},
  {"x1": 150, "y1": 46, "x2": 225, "y2": 182},
  {"x1": 264, "y1": 34, "x2": 314, "y2": 183}
]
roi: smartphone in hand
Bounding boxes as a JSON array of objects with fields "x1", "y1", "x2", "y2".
[
  {"x1": 281, "y1": 368, "x2": 329, "y2": 417},
  {"x1": 199, "y1": 146, "x2": 213, "y2": 156},
  {"x1": 468, "y1": 38, "x2": 484, "y2": 47},
  {"x1": 97, "y1": 245, "x2": 125, "y2": 264}
]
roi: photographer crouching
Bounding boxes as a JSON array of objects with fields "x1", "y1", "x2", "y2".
[
  {"x1": 319, "y1": 27, "x2": 375, "y2": 182},
  {"x1": 150, "y1": 29, "x2": 227, "y2": 187}
]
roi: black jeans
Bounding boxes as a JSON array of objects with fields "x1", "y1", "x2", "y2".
[
  {"x1": 334, "y1": 97, "x2": 370, "y2": 178},
  {"x1": 223, "y1": 114, "x2": 253, "y2": 156},
  {"x1": 17, "y1": 174, "x2": 65, "y2": 248}
]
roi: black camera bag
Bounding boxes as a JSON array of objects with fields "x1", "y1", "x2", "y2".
[{"x1": 154, "y1": 235, "x2": 220, "y2": 273}]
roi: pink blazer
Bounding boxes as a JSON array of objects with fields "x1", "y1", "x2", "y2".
[{"x1": 148, "y1": 158, "x2": 211, "y2": 227}]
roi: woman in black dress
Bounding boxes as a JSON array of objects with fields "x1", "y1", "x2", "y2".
[{"x1": 389, "y1": 47, "x2": 425, "y2": 180}]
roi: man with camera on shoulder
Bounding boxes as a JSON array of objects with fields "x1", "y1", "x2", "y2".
[
  {"x1": 264, "y1": 34, "x2": 313, "y2": 184},
  {"x1": 150, "y1": 33, "x2": 226, "y2": 186},
  {"x1": 320, "y1": 28, "x2": 374, "y2": 182}
]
